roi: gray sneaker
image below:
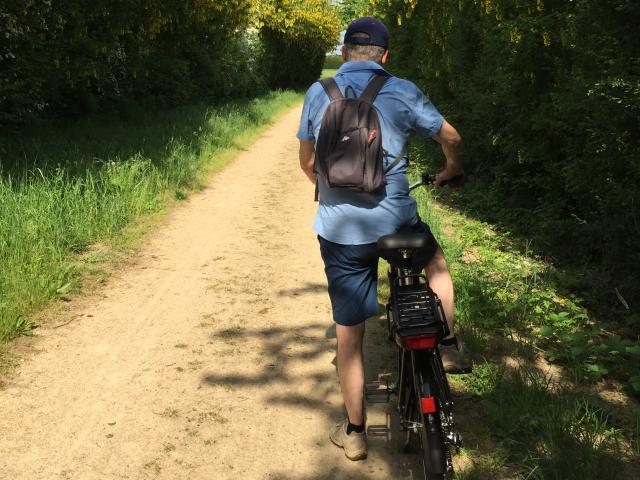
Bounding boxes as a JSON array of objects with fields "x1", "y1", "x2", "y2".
[
  {"x1": 440, "y1": 341, "x2": 472, "y2": 374},
  {"x1": 329, "y1": 419, "x2": 367, "y2": 461}
]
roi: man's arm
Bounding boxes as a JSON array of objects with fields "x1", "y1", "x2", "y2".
[
  {"x1": 431, "y1": 120, "x2": 464, "y2": 187},
  {"x1": 299, "y1": 139, "x2": 316, "y2": 184}
]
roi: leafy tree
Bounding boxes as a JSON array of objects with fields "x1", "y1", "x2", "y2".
[
  {"x1": 371, "y1": 0, "x2": 640, "y2": 352},
  {"x1": 0, "y1": 1, "x2": 261, "y2": 122},
  {"x1": 256, "y1": 0, "x2": 341, "y2": 89},
  {"x1": 337, "y1": 0, "x2": 376, "y2": 26},
  {"x1": 0, "y1": 1, "x2": 341, "y2": 121}
]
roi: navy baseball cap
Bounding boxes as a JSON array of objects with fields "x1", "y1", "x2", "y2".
[{"x1": 344, "y1": 17, "x2": 389, "y2": 49}]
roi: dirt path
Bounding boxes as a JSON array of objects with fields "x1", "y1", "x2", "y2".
[{"x1": 0, "y1": 106, "x2": 424, "y2": 479}]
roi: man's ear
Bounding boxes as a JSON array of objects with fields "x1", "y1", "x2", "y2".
[
  {"x1": 381, "y1": 50, "x2": 389, "y2": 65},
  {"x1": 341, "y1": 45, "x2": 347, "y2": 62}
]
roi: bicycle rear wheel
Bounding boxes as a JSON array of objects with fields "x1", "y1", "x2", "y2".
[{"x1": 412, "y1": 350, "x2": 447, "y2": 480}]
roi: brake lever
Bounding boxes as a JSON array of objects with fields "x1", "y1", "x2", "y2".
[
  {"x1": 409, "y1": 173, "x2": 466, "y2": 192},
  {"x1": 421, "y1": 172, "x2": 437, "y2": 185}
]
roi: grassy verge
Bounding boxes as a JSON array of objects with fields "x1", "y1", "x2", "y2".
[
  {"x1": 415, "y1": 183, "x2": 638, "y2": 478},
  {"x1": 321, "y1": 54, "x2": 342, "y2": 79},
  {"x1": 0, "y1": 90, "x2": 302, "y2": 340},
  {"x1": 323, "y1": 55, "x2": 343, "y2": 70},
  {"x1": 377, "y1": 159, "x2": 639, "y2": 477},
  {"x1": 321, "y1": 69, "x2": 339, "y2": 79}
]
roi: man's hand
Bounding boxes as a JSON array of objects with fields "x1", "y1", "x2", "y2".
[
  {"x1": 435, "y1": 166, "x2": 465, "y2": 188},
  {"x1": 432, "y1": 120, "x2": 463, "y2": 188},
  {"x1": 299, "y1": 140, "x2": 317, "y2": 184}
]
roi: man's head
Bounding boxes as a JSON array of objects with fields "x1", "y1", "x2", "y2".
[{"x1": 342, "y1": 17, "x2": 389, "y2": 64}]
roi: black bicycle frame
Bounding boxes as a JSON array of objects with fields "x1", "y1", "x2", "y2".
[{"x1": 386, "y1": 261, "x2": 457, "y2": 475}]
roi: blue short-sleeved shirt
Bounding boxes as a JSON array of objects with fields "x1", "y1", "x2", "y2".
[{"x1": 297, "y1": 61, "x2": 444, "y2": 245}]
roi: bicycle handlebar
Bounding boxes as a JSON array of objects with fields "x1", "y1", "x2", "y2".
[{"x1": 409, "y1": 173, "x2": 465, "y2": 192}]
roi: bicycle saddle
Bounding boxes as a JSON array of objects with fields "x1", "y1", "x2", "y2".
[{"x1": 377, "y1": 233, "x2": 432, "y2": 250}]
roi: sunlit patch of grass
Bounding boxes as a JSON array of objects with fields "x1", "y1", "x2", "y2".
[
  {"x1": 390, "y1": 167, "x2": 639, "y2": 477},
  {"x1": 454, "y1": 362, "x2": 627, "y2": 478},
  {"x1": 0, "y1": 91, "x2": 302, "y2": 341},
  {"x1": 320, "y1": 69, "x2": 338, "y2": 79},
  {"x1": 410, "y1": 166, "x2": 639, "y2": 394}
]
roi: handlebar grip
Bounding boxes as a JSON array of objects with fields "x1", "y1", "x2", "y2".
[{"x1": 421, "y1": 172, "x2": 437, "y2": 185}]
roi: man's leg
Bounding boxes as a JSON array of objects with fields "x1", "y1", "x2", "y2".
[
  {"x1": 329, "y1": 320, "x2": 368, "y2": 460},
  {"x1": 335, "y1": 322, "x2": 366, "y2": 425},
  {"x1": 318, "y1": 236, "x2": 375, "y2": 459},
  {"x1": 425, "y1": 247, "x2": 455, "y2": 337},
  {"x1": 425, "y1": 247, "x2": 472, "y2": 373}
]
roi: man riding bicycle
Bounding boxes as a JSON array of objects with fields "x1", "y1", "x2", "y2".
[{"x1": 297, "y1": 16, "x2": 471, "y2": 461}]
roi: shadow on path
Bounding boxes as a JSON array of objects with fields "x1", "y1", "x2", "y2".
[{"x1": 201, "y1": 318, "x2": 424, "y2": 479}]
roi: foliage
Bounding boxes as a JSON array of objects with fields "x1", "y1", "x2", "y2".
[
  {"x1": 324, "y1": 55, "x2": 344, "y2": 70},
  {"x1": 371, "y1": 1, "x2": 640, "y2": 314},
  {"x1": 410, "y1": 154, "x2": 640, "y2": 394},
  {"x1": 337, "y1": 0, "x2": 376, "y2": 26},
  {"x1": 0, "y1": 90, "x2": 302, "y2": 340},
  {"x1": 0, "y1": 1, "x2": 337, "y2": 123},
  {"x1": 257, "y1": 0, "x2": 341, "y2": 89},
  {"x1": 405, "y1": 173, "x2": 639, "y2": 475}
]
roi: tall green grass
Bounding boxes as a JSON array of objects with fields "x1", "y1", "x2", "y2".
[
  {"x1": 462, "y1": 363, "x2": 625, "y2": 479},
  {"x1": 404, "y1": 171, "x2": 638, "y2": 478},
  {"x1": 0, "y1": 91, "x2": 302, "y2": 340}
]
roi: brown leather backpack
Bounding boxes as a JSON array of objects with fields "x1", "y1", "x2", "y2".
[{"x1": 313, "y1": 73, "x2": 402, "y2": 199}]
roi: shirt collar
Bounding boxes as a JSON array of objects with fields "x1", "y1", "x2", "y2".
[{"x1": 336, "y1": 60, "x2": 388, "y2": 75}]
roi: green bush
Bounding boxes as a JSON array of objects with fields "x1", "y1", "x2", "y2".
[
  {"x1": 261, "y1": 29, "x2": 327, "y2": 90},
  {"x1": 258, "y1": 0, "x2": 340, "y2": 90},
  {"x1": 373, "y1": 0, "x2": 640, "y2": 310},
  {"x1": 324, "y1": 55, "x2": 343, "y2": 70},
  {"x1": 0, "y1": 1, "x2": 262, "y2": 122}
]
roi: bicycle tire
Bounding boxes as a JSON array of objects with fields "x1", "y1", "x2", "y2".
[{"x1": 412, "y1": 350, "x2": 447, "y2": 480}]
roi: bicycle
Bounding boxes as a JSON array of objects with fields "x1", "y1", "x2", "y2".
[{"x1": 375, "y1": 172, "x2": 464, "y2": 479}]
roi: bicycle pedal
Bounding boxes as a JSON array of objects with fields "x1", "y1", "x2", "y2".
[
  {"x1": 447, "y1": 431, "x2": 463, "y2": 449},
  {"x1": 365, "y1": 381, "x2": 392, "y2": 403},
  {"x1": 366, "y1": 424, "x2": 390, "y2": 437}
]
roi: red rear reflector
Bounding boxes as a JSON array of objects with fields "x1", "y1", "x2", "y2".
[
  {"x1": 400, "y1": 334, "x2": 437, "y2": 350},
  {"x1": 421, "y1": 396, "x2": 437, "y2": 413}
]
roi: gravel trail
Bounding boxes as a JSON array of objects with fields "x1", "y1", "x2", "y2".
[{"x1": 0, "y1": 106, "x2": 423, "y2": 479}]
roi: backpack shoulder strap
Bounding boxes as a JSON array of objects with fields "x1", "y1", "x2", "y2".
[
  {"x1": 384, "y1": 144, "x2": 406, "y2": 174},
  {"x1": 360, "y1": 72, "x2": 391, "y2": 104},
  {"x1": 319, "y1": 78, "x2": 343, "y2": 101}
]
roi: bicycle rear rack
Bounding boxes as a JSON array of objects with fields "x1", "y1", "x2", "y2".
[{"x1": 392, "y1": 283, "x2": 443, "y2": 338}]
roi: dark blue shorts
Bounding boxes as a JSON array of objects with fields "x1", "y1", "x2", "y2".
[{"x1": 318, "y1": 219, "x2": 438, "y2": 326}]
